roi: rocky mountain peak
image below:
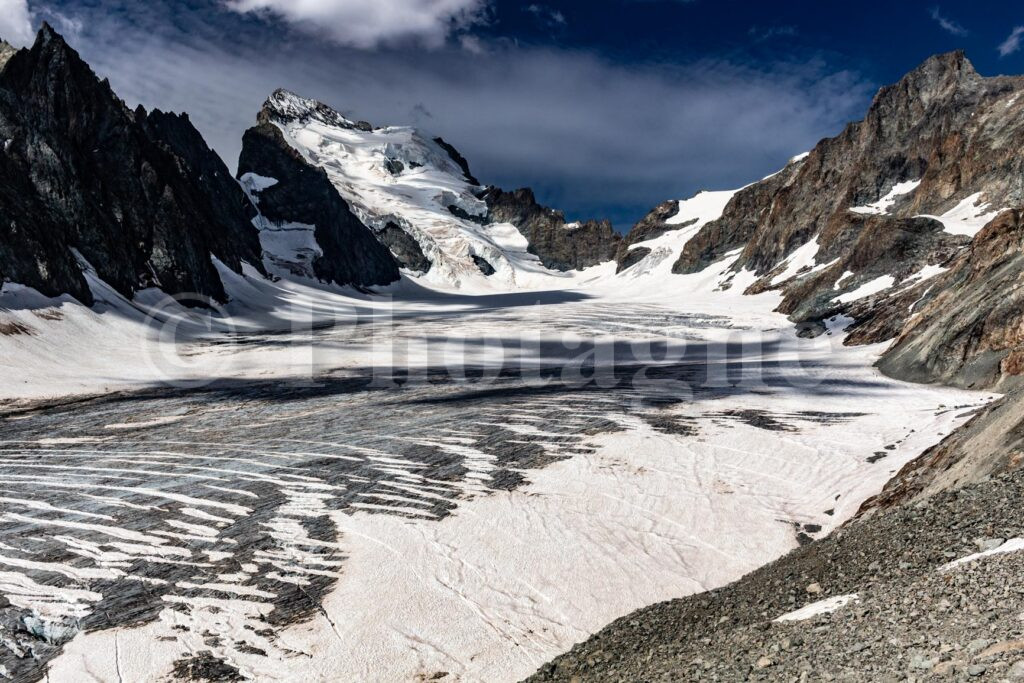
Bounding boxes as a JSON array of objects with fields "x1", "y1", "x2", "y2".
[
  {"x1": 1, "y1": 23, "x2": 126, "y2": 125},
  {"x1": 0, "y1": 24, "x2": 266, "y2": 305},
  {"x1": 258, "y1": 88, "x2": 374, "y2": 132},
  {"x1": 868, "y1": 50, "x2": 982, "y2": 115}
]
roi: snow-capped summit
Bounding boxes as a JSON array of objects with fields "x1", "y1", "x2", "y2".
[
  {"x1": 260, "y1": 89, "x2": 377, "y2": 133},
  {"x1": 239, "y1": 90, "x2": 619, "y2": 291}
]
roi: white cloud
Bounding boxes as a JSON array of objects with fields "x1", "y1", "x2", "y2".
[
  {"x1": 0, "y1": 0, "x2": 34, "y2": 47},
  {"x1": 223, "y1": 0, "x2": 487, "y2": 49},
  {"x1": 929, "y1": 7, "x2": 967, "y2": 37},
  {"x1": 999, "y1": 26, "x2": 1024, "y2": 57},
  {"x1": 526, "y1": 4, "x2": 566, "y2": 27}
]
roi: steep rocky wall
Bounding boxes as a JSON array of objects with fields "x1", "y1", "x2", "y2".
[
  {"x1": 671, "y1": 52, "x2": 1024, "y2": 345},
  {"x1": 0, "y1": 25, "x2": 264, "y2": 305},
  {"x1": 237, "y1": 121, "x2": 400, "y2": 288}
]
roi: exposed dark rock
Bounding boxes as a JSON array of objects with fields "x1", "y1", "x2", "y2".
[
  {"x1": 433, "y1": 136, "x2": 480, "y2": 186},
  {"x1": 171, "y1": 652, "x2": 244, "y2": 682},
  {"x1": 377, "y1": 221, "x2": 431, "y2": 273},
  {"x1": 237, "y1": 112, "x2": 400, "y2": 288},
  {"x1": 612, "y1": 199, "x2": 691, "y2": 271},
  {"x1": 623, "y1": 200, "x2": 684, "y2": 245},
  {"x1": 446, "y1": 204, "x2": 487, "y2": 225},
  {"x1": 481, "y1": 187, "x2": 620, "y2": 271},
  {"x1": 766, "y1": 214, "x2": 966, "y2": 330},
  {"x1": 0, "y1": 24, "x2": 266, "y2": 305},
  {"x1": 879, "y1": 209, "x2": 1024, "y2": 389},
  {"x1": 615, "y1": 247, "x2": 651, "y2": 273},
  {"x1": 141, "y1": 108, "x2": 265, "y2": 278},
  {"x1": 472, "y1": 254, "x2": 496, "y2": 276}
]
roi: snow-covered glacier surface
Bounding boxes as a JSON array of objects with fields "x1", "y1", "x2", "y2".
[{"x1": 0, "y1": 251, "x2": 990, "y2": 682}]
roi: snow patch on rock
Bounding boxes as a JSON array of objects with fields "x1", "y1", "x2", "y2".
[
  {"x1": 850, "y1": 180, "x2": 921, "y2": 215},
  {"x1": 774, "y1": 594, "x2": 859, "y2": 623}
]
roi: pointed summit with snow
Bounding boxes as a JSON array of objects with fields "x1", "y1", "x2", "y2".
[{"x1": 239, "y1": 90, "x2": 620, "y2": 290}]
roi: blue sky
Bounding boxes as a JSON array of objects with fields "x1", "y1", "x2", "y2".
[{"x1": 3, "y1": 1, "x2": 1023, "y2": 230}]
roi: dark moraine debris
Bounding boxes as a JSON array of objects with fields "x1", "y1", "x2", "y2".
[
  {"x1": 712, "y1": 409, "x2": 797, "y2": 432},
  {"x1": 642, "y1": 412, "x2": 698, "y2": 436},
  {"x1": 171, "y1": 652, "x2": 245, "y2": 682},
  {"x1": 530, "y1": 469, "x2": 1024, "y2": 682}
]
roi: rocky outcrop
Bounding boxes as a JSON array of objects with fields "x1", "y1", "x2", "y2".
[
  {"x1": 481, "y1": 187, "x2": 620, "y2": 271},
  {"x1": 854, "y1": 210, "x2": 1024, "y2": 513},
  {"x1": 141, "y1": 109, "x2": 264, "y2": 274},
  {"x1": 377, "y1": 222, "x2": 431, "y2": 273},
  {"x1": 616, "y1": 247, "x2": 652, "y2": 274},
  {"x1": 673, "y1": 51, "x2": 1024, "y2": 343},
  {"x1": 0, "y1": 40, "x2": 15, "y2": 69},
  {"x1": 0, "y1": 25, "x2": 265, "y2": 305},
  {"x1": 433, "y1": 136, "x2": 480, "y2": 186},
  {"x1": 878, "y1": 210, "x2": 1024, "y2": 389},
  {"x1": 614, "y1": 200, "x2": 686, "y2": 272},
  {"x1": 237, "y1": 117, "x2": 400, "y2": 288}
]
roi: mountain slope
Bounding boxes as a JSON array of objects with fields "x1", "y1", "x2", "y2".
[
  {"x1": 663, "y1": 52, "x2": 1024, "y2": 343},
  {"x1": 528, "y1": 51, "x2": 1024, "y2": 679},
  {"x1": 237, "y1": 108, "x2": 400, "y2": 287},
  {"x1": 238, "y1": 90, "x2": 619, "y2": 289},
  {"x1": 0, "y1": 25, "x2": 264, "y2": 305}
]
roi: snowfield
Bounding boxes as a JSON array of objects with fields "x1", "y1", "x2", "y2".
[{"x1": 0, "y1": 249, "x2": 989, "y2": 681}]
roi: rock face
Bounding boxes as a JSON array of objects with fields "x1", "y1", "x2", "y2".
[
  {"x1": 237, "y1": 108, "x2": 400, "y2": 288},
  {"x1": 0, "y1": 40, "x2": 15, "y2": 69},
  {"x1": 433, "y1": 136, "x2": 480, "y2": 186},
  {"x1": 672, "y1": 51, "x2": 1024, "y2": 343},
  {"x1": 377, "y1": 222, "x2": 431, "y2": 274},
  {"x1": 856, "y1": 210, "x2": 1024, "y2": 513},
  {"x1": 0, "y1": 25, "x2": 264, "y2": 305},
  {"x1": 879, "y1": 210, "x2": 1024, "y2": 389},
  {"x1": 614, "y1": 199, "x2": 689, "y2": 272},
  {"x1": 481, "y1": 187, "x2": 620, "y2": 271}
]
